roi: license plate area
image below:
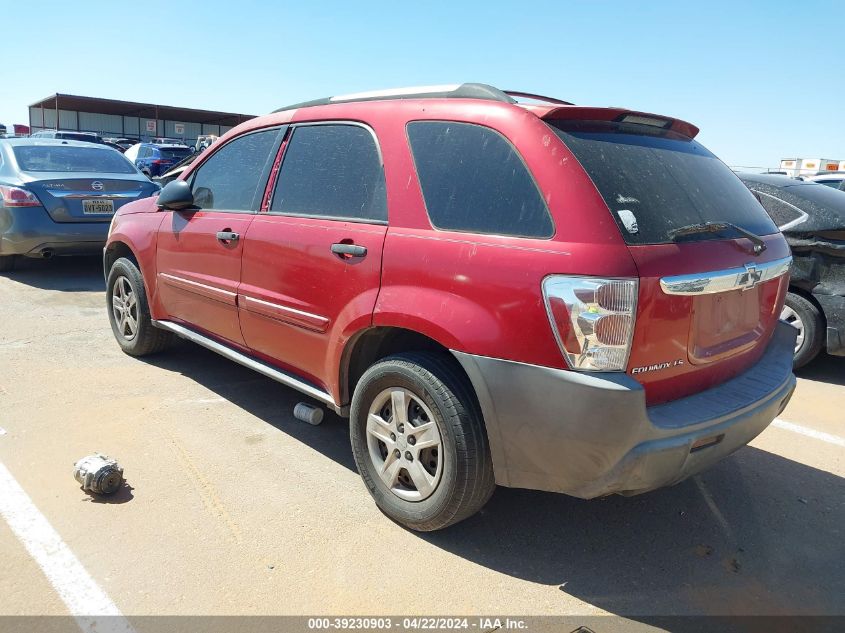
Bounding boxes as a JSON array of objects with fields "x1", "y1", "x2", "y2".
[
  {"x1": 82, "y1": 199, "x2": 114, "y2": 215},
  {"x1": 688, "y1": 288, "x2": 764, "y2": 364}
]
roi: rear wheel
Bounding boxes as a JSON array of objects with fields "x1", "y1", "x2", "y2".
[
  {"x1": 350, "y1": 352, "x2": 495, "y2": 531},
  {"x1": 0, "y1": 255, "x2": 15, "y2": 272},
  {"x1": 106, "y1": 257, "x2": 174, "y2": 356},
  {"x1": 781, "y1": 291, "x2": 824, "y2": 369}
]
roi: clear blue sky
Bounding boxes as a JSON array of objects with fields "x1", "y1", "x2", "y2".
[{"x1": 2, "y1": 1, "x2": 841, "y2": 169}]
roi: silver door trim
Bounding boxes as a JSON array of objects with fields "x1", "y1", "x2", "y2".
[
  {"x1": 660, "y1": 256, "x2": 792, "y2": 296},
  {"x1": 151, "y1": 319, "x2": 341, "y2": 412},
  {"x1": 158, "y1": 272, "x2": 238, "y2": 305}
]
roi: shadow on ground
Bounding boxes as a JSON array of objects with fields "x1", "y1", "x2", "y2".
[
  {"x1": 3, "y1": 255, "x2": 104, "y2": 292},
  {"x1": 140, "y1": 340, "x2": 844, "y2": 618},
  {"x1": 796, "y1": 353, "x2": 845, "y2": 387}
]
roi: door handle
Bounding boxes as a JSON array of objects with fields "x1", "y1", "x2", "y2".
[
  {"x1": 216, "y1": 230, "x2": 239, "y2": 243},
  {"x1": 330, "y1": 243, "x2": 367, "y2": 258}
]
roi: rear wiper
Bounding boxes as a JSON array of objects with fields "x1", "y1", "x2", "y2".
[{"x1": 669, "y1": 222, "x2": 767, "y2": 255}]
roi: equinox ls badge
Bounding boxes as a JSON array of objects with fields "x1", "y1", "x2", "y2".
[{"x1": 631, "y1": 359, "x2": 685, "y2": 375}]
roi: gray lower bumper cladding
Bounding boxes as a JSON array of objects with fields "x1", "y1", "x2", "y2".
[{"x1": 452, "y1": 322, "x2": 797, "y2": 497}]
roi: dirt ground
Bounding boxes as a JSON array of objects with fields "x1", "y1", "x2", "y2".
[{"x1": 1, "y1": 256, "x2": 842, "y2": 630}]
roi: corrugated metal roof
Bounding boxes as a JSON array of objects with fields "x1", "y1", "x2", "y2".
[{"x1": 29, "y1": 94, "x2": 254, "y2": 127}]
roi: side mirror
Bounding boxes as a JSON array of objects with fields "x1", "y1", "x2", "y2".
[{"x1": 156, "y1": 180, "x2": 195, "y2": 211}]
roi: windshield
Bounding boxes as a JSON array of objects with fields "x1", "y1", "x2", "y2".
[
  {"x1": 13, "y1": 145, "x2": 137, "y2": 173},
  {"x1": 548, "y1": 120, "x2": 778, "y2": 245}
]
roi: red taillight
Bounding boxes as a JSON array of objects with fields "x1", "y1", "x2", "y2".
[
  {"x1": 542, "y1": 276, "x2": 639, "y2": 372},
  {"x1": 152, "y1": 159, "x2": 166, "y2": 165},
  {"x1": 0, "y1": 185, "x2": 41, "y2": 207}
]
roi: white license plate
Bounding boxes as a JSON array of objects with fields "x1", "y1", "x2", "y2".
[{"x1": 82, "y1": 199, "x2": 114, "y2": 215}]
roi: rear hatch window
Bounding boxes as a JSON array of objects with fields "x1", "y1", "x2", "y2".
[
  {"x1": 159, "y1": 148, "x2": 192, "y2": 161},
  {"x1": 548, "y1": 120, "x2": 777, "y2": 244},
  {"x1": 13, "y1": 146, "x2": 136, "y2": 174}
]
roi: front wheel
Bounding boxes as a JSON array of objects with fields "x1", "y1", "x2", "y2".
[
  {"x1": 350, "y1": 352, "x2": 495, "y2": 531},
  {"x1": 106, "y1": 257, "x2": 174, "y2": 356},
  {"x1": 781, "y1": 291, "x2": 824, "y2": 369}
]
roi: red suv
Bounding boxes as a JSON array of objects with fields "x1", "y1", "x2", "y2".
[{"x1": 104, "y1": 84, "x2": 797, "y2": 531}]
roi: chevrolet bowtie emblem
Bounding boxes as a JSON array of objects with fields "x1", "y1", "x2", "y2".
[{"x1": 738, "y1": 263, "x2": 763, "y2": 291}]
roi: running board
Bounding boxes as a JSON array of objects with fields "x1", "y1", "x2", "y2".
[{"x1": 151, "y1": 319, "x2": 343, "y2": 414}]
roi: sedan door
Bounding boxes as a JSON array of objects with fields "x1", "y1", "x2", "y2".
[
  {"x1": 155, "y1": 127, "x2": 284, "y2": 346},
  {"x1": 238, "y1": 123, "x2": 388, "y2": 394}
]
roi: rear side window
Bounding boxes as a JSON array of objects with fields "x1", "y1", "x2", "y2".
[
  {"x1": 751, "y1": 189, "x2": 806, "y2": 229},
  {"x1": 549, "y1": 120, "x2": 777, "y2": 244},
  {"x1": 191, "y1": 128, "x2": 280, "y2": 212},
  {"x1": 270, "y1": 124, "x2": 386, "y2": 222},
  {"x1": 12, "y1": 145, "x2": 136, "y2": 173},
  {"x1": 406, "y1": 121, "x2": 553, "y2": 238}
]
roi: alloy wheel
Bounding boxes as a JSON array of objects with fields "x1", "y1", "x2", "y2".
[
  {"x1": 780, "y1": 304, "x2": 805, "y2": 353},
  {"x1": 111, "y1": 276, "x2": 138, "y2": 340},
  {"x1": 366, "y1": 388, "x2": 444, "y2": 501}
]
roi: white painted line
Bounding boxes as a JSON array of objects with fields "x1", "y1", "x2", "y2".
[
  {"x1": 772, "y1": 418, "x2": 845, "y2": 448},
  {"x1": 694, "y1": 476, "x2": 735, "y2": 542},
  {"x1": 0, "y1": 460, "x2": 135, "y2": 633}
]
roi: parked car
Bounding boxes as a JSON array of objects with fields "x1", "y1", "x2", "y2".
[
  {"x1": 103, "y1": 140, "x2": 127, "y2": 153},
  {"x1": 739, "y1": 173, "x2": 845, "y2": 367},
  {"x1": 195, "y1": 134, "x2": 218, "y2": 152},
  {"x1": 152, "y1": 153, "x2": 198, "y2": 187},
  {"x1": 30, "y1": 130, "x2": 103, "y2": 144},
  {"x1": 104, "y1": 137, "x2": 137, "y2": 151},
  {"x1": 104, "y1": 83, "x2": 796, "y2": 531},
  {"x1": 151, "y1": 137, "x2": 188, "y2": 147},
  {"x1": 0, "y1": 138, "x2": 159, "y2": 271},
  {"x1": 123, "y1": 143, "x2": 193, "y2": 178},
  {"x1": 801, "y1": 172, "x2": 845, "y2": 189}
]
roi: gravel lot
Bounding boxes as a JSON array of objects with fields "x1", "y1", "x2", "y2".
[{"x1": 1, "y1": 256, "x2": 842, "y2": 629}]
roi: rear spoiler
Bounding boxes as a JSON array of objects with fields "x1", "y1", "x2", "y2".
[{"x1": 525, "y1": 105, "x2": 700, "y2": 139}]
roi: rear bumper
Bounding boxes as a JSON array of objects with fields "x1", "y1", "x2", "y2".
[
  {"x1": 0, "y1": 206, "x2": 108, "y2": 257},
  {"x1": 452, "y1": 321, "x2": 797, "y2": 498},
  {"x1": 815, "y1": 293, "x2": 845, "y2": 356}
]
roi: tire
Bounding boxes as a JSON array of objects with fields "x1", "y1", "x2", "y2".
[
  {"x1": 106, "y1": 256, "x2": 174, "y2": 356},
  {"x1": 0, "y1": 255, "x2": 15, "y2": 272},
  {"x1": 350, "y1": 352, "x2": 495, "y2": 531},
  {"x1": 781, "y1": 291, "x2": 824, "y2": 369}
]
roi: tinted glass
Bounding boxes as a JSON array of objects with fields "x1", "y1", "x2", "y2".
[
  {"x1": 271, "y1": 125, "x2": 386, "y2": 222},
  {"x1": 56, "y1": 132, "x2": 99, "y2": 143},
  {"x1": 549, "y1": 120, "x2": 777, "y2": 244},
  {"x1": 407, "y1": 121, "x2": 552, "y2": 238},
  {"x1": 159, "y1": 148, "x2": 192, "y2": 160},
  {"x1": 753, "y1": 190, "x2": 805, "y2": 229},
  {"x1": 13, "y1": 145, "x2": 136, "y2": 173},
  {"x1": 744, "y1": 179, "x2": 845, "y2": 233},
  {"x1": 191, "y1": 129, "x2": 279, "y2": 212}
]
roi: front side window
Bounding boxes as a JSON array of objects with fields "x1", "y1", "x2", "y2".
[
  {"x1": 270, "y1": 124, "x2": 386, "y2": 222},
  {"x1": 406, "y1": 121, "x2": 553, "y2": 238},
  {"x1": 190, "y1": 128, "x2": 281, "y2": 212}
]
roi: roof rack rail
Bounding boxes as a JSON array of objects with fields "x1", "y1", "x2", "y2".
[
  {"x1": 503, "y1": 91, "x2": 574, "y2": 106},
  {"x1": 273, "y1": 83, "x2": 516, "y2": 113}
]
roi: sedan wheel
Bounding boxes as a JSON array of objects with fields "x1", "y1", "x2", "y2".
[
  {"x1": 780, "y1": 304, "x2": 804, "y2": 354},
  {"x1": 780, "y1": 291, "x2": 824, "y2": 369}
]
